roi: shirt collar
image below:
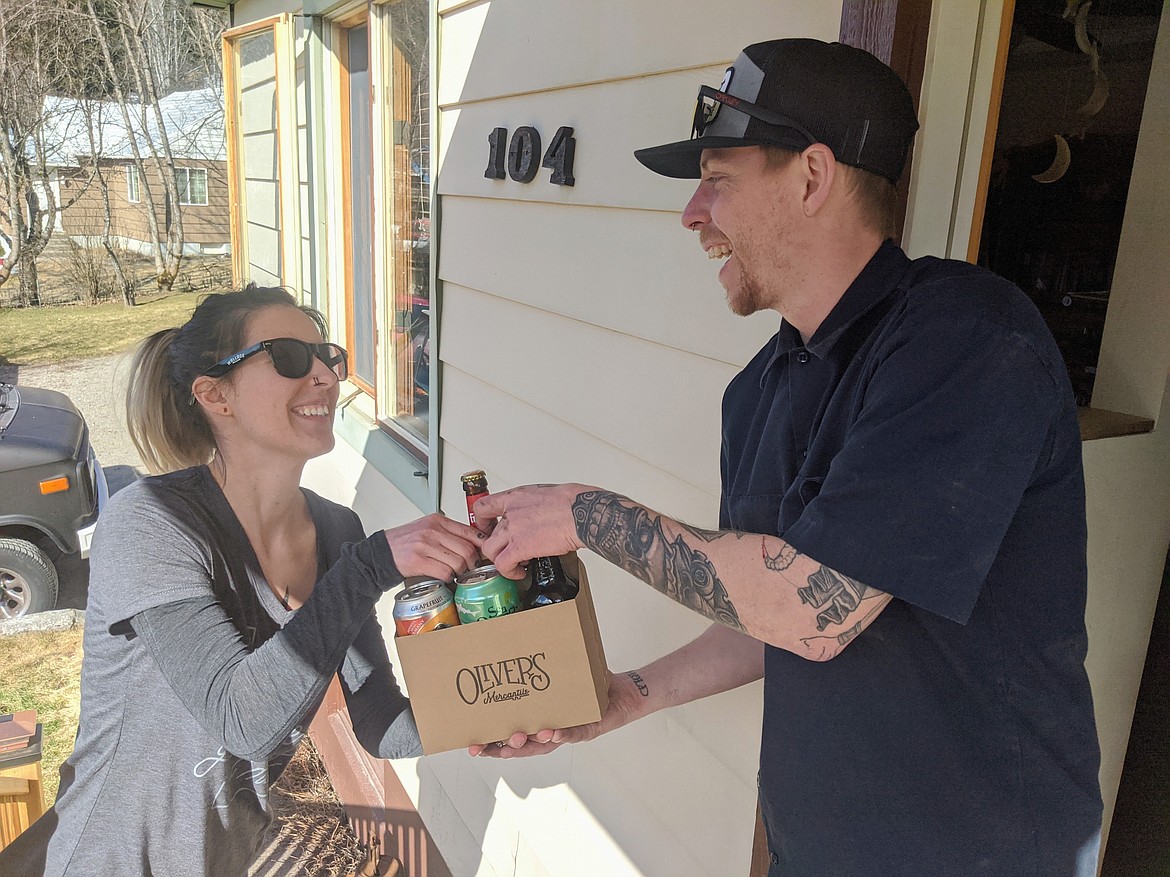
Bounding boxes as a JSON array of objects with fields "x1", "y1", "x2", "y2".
[
  {"x1": 807, "y1": 240, "x2": 910, "y2": 359},
  {"x1": 760, "y1": 240, "x2": 911, "y2": 382}
]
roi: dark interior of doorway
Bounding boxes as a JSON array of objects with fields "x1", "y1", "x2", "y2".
[{"x1": 975, "y1": 0, "x2": 1163, "y2": 408}]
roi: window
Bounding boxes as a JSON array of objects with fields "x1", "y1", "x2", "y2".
[
  {"x1": 971, "y1": 1, "x2": 1165, "y2": 409},
  {"x1": 176, "y1": 167, "x2": 209, "y2": 206},
  {"x1": 223, "y1": 16, "x2": 294, "y2": 287},
  {"x1": 126, "y1": 165, "x2": 139, "y2": 202},
  {"x1": 339, "y1": 0, "x2": 431, "y2": 451},
  {"x1": 341, "y1": 21, "x2": 375, "y2": 392},
  {"x1": 380, "y1": 0, "x2": 431, "y2": 447}
]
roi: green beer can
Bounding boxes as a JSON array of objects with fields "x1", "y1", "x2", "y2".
[{"x1": 453, "y1": 563, "x2": 520, "y2": 623}]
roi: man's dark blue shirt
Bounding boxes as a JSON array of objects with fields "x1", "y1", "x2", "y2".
[{"x1": 720, "y1": 241, "x2": 1102, "y2": 875}]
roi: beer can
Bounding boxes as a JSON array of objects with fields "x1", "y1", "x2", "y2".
[
  {"x1": 393, "y1": 580, "x2": 461, "y2": 636},
  {"x1": 453, "y1": 564, "x2": 520, "y2": 623}
]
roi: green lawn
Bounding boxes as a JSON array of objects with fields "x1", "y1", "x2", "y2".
[
  {"x1": 0, "y1": 293, "x2": 203, "y2": 366},
  {"x1": 0, "y1": 627, "x2": 85, "y2": 804}
]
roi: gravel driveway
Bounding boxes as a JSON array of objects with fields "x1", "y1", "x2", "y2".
[{"x1": 6, "y1": 353, "x2": 144, "y2": 474}]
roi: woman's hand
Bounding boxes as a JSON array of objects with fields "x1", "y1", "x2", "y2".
[
  {"x1": 382, "y1": 514, "x2": 484, "y2": 581},
  {"x1": 467, "y1": 670, "x2": 649, "y2": 758}
]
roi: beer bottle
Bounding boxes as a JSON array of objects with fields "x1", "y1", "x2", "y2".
[
  {"x1": 461, "y1": 470, "x2": 490, "y2": 533},
  {"x1": 522, "y1": 555, "x2": 579, "y2": 609}
]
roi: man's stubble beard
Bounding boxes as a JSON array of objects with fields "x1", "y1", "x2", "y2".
[
  {"x1": 727, "y1": 274, "x2": 768, "y2": 317},
  {"x1": 725, "y1": 253, "x2": 781, "y2": 318},
  {"x1": 722, "y1": 212, "x2": 794, "y2": 318}
]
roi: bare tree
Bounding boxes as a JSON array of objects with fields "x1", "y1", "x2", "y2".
[
  {"x1": 79, "y1": 0, "x2": 225, "y2": 292},
  {"x1": 0, "y1": 0, "x2": 97, "y2": 305},
  {"x1": 0, "y1": 0, "x2": 224, "y2": 303},
  {"x1": 79, "y1": 100, "x2": 135, "y2": 305},
  {"x1": 82, "y1": 0, "x2": 177, "y2": 290}
]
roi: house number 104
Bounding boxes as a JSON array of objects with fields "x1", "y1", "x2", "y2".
[{"x1": 485, "y1": 126, "x2": 576, "y2": 186}]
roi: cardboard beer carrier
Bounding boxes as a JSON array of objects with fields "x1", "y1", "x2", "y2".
[{"x1": 395, "y1": 552, "x2": 608, "y2": 754}]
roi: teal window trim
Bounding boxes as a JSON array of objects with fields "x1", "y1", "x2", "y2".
[
  {"x1": 425, "y1": 0, "x2": 441, "y2": 513},
  {"x1": 334, "y1": 403, "x2": 435, "y2": 512}
]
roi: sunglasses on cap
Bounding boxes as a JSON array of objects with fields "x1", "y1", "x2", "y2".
[
  {"x1": 691, "y1": 84, "x2": 816, "y2": 144},
  {"x1": 202, "y1": 337, "x2": 349, "y2": 381}
]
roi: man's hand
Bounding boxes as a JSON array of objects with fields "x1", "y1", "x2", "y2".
[
  {"x1": 467, "y1": 670, "x2": 648, "y2": 758},
  {"x1": 474, "y1": 484, "x2": 588, "y2": 578},
  {"x1": 382, "y1": 513, "x2": 484, "y2": 581}
]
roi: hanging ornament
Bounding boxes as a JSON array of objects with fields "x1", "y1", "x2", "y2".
[{"x1": 1032, "y1": 134, "x2": 1072, "y2": 184}]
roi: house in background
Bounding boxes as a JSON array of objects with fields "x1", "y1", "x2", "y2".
[
  {"x1": 214, "y1": 1, "x2": 1170, "y2": 874},
  {"x1": 44, "y1": 87, "x2": 230, "y2": 256}
]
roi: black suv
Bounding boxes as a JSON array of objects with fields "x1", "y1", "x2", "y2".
[{"x1": 0, "y1": 383, "x2": 107, "y2": 618}]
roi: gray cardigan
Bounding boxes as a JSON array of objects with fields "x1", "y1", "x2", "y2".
[{"x1": 0, "y1": 466, "x2": 419, "y2": 877}]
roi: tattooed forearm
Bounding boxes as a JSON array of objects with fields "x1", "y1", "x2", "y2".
[
  {"x1": 762, "y1": 537, "x2": 798, "y2": 571},
  {"x1": 798, "y1": 594, "x2": 890, "y2": 659},
  {"x1": 626, "y1": 671, "x2": 649, "y2": 697},
  {"x1": 798, "y1": 566, "x2": 870, "y2": 631},
  {"x1": 674, "y1": 521, "x2": 722, "y2": 544},
  {"x1": 572, "y1": 491, "x2": 744, "y2": 631},
  {"x1": 678, "y1": 522, "x2": 748, "y2": 543}
]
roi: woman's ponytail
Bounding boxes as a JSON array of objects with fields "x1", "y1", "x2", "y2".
[{"x1": 125, "y1": 326, "x2": 215, "y2": 474}]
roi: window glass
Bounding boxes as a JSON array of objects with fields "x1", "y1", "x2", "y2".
[
  {"x1": 335, "y1": 2, "x2": 431, "y2": 453},
  {"x1": 226, "y1": 25, "x2": 283, "y2": 286},
  {"x1": 177, "y1": 168, "x2": 209, "y2": 206},
  {"x1": 346, "y1": 24, "x2": 376, "y2": 388},
  {"x1": 189, "y1": 168, "x2": 209, "y2": 205},
  {"x1": 127, "y1": 165, "x2": 139, "y2": 202},
  {"x1": 384, "y1": 0, "x2": 429, "y2": 445}
]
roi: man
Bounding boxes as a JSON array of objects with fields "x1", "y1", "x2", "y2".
[{"x1": 471, "y1": 39, "x2": 1103, "y2": 875}]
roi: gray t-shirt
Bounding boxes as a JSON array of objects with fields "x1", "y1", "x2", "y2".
[{"x1": 0, "y1": 466, "x2": 420, "y2": 877}]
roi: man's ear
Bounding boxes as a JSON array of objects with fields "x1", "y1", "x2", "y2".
[
  {"x1": 799, "y1": 144, "x2": 837, "y2": 217},
  {"x1": 191, "y1": 375, "x2": 230, "y2": 417}
]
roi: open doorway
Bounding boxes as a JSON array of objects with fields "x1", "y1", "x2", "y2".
[{"x1": 971, "y1": 0, "x2": 1164, "y2": 408}]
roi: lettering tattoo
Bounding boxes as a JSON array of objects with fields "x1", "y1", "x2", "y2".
[
  {"x1": 572, "y1": 491, "x2": 744, "y2": 631},
  {"x1": 626, "y1": 671, "x2": 649, "y2": 697}
]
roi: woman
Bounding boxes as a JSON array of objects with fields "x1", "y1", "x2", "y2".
[{"x1": 0, "y1": 286, "x2": 483, "y2": 876}]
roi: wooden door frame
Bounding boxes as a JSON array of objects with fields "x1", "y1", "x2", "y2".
[
  {"x1": 963, "y1": 0, "x2": 1016, "y2": 263},
  {"x1": 839, "y1": 0, "x2": 935, "y2": 242},
  {"x1": 338, "y1": 17, "x2": 377, "y2": 398}
]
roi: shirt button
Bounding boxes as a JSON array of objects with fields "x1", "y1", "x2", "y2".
[
  {"x1": 770, "y1": 852, "x2": 780, "y2": 865},
  {"x1": 796, "y1": 350, "x2": 811, "y2": 364}
]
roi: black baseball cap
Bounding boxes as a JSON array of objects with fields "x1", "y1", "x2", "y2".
[{"x1": 634, "y1": 39, "x2": 920, "y2": 183}]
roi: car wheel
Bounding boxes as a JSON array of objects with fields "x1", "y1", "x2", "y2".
[{"x1": 0, "y1": 538, "x2": 59, "y2": 620}]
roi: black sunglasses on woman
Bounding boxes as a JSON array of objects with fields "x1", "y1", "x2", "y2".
[{"x1": 202, "y1": 337, "x2": 349, "y2": 381}]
